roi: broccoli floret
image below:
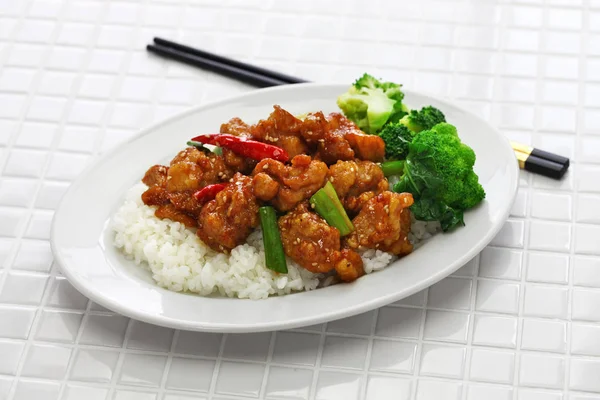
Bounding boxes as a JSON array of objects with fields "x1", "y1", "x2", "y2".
[
  {"x1": 378, "y1": 123, "x2": 415, "y2": 160},
  {"x1": 393, "y1": 123, "x2": 485, "y2": 231},
  {"x1": 399, "y1": 106, "x2": 446, "y2": 133},
  {"x1": 337, "y1": 73, "x2": 406, "y2": 134}
]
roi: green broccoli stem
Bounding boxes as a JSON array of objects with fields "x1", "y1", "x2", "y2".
[
  {"x1": 380, "y1": 161, "x2": 405, "y2": 177},
  {"x1": 259, "y1": 206, "x2": 288, "y2": 274},
  {"x1": 310, "y1": 181, "x2": 354, "y2": 236}
]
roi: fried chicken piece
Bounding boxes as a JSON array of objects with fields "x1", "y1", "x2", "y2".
[
  {"x1": 250, "y1": 105, "x2": 309, "y2": 158},
  {"x1": 221, "y1": 147, "x2": 256, "y2": 175},
  {"x1": 328, "y1": 160, "x2": 389, "y2": 214},
  {"x1": 328, "y1": 112, "x2": 385, "y2": 162},
  {"x1": 220, "y1": 117, "x2": 252, "y2": 137},
  {"x1": 166, "y1": 148, "x2": 231, "y2": 193},
  {"x1": 334, "y1": 249, "x2": 365, "y2": 282},
  {"x1": 278, "y1": 203, "x2": 364, "y2": 281},
  {"x1": 252, "y1": 154, "x2": 328, "y2": 212},
  {"x1": 252, "y1": 172, "x2": 279, "y2": 201},
  {"x1": 301, "y1": 111, "x2": 355, "y2": 164},
  {"x1": 154, "y1": 204, "x2": 197, "y2": 228},
  {"x1": 345, "y1": 191, "x2": 414, "y2": 256},
  {"x1": 141, "y1": 186, "x2": 170, "y2": 206},
  {"x1": 164, "y1": 147, "x2": 233, "y2": 215},
  {"x1": 278, "y1": 203, "x2": 340, "y2": 273},
  {"x1": 196, "y1": 173, "x2": 260, "y2": 252},
  {"x1": 142, "y1": 165, "x2": 168, "y2": 187}
]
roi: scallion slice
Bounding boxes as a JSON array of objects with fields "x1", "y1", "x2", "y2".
[
  {"x1": 259, "y1": 206, "x2": 288, "y2": 274},
  {"x1": 310, "y1": 181, "x2": 354, "y2": 236}
]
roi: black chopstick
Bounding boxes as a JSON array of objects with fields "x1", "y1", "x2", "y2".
[
  {"x1": 154, "y1": 37, "x2": 307, "y2": 85},
  {"x1": 147, "y1": 44, "x2": 292, "y2": 88},
  {"x1": 514, "y1": 150, "x2": 568, "y2": 180},
  {"x1": 146, "y1": 39, "x2": 571, "y2": 179}
]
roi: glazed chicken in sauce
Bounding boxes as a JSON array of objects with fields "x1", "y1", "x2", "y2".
[{"x1": 140, "y1": 106, "x2": 413, "y2": 283}]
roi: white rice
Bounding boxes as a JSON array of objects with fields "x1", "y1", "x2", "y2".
[{"x1": 112, "y1": 184, "x2": 440, "y2": 299}]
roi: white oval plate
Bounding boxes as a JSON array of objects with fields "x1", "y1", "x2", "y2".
[{"x1": 51, "y1": 83, "x2": 518, "y2": 333}]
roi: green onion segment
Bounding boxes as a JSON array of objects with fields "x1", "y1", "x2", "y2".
[
  {"x1": 310, "y1": 181, "x2": 354, "y2": 236},
  {"x1": 259, "y1": 206, "x2": 288, "y2": 274}
]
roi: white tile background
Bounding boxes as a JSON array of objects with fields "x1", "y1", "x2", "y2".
[{"x1": 0, "y1": 0, "x2": 599, "y2": 399}]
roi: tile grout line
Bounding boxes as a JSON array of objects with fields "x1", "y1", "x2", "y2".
[
  {"x1": 510, "y1": 0, "x2": 544, "y2": 394},
  {"x1": 156, "y1": 329, "x2": 180, "y2": 399},
  {"x1": 106, "y1": 318, "x2": 135, "y2": 399},
  {"x1": 358, "y1": 308, "x2": 380, "y2": 400},
  {"x1": 307, "y1": 323, "x2": 327, "y2": 400},
  {"x1": 206, "y1": 333, "x2": 228, "y2": 400},
  {"x1": 563, "y1": 0, "x2": 590, "y2": 395},
  {"x1": 257, "y1": 331, "x2": 277, "y2": 399},
  {"x1": 459, "y1": 254, "x2": 482, "y2": 400},
  {"x1": 409, "y1": 289, "x2": 429, "y2": 400}
]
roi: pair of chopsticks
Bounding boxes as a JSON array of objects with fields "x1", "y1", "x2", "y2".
[
  {"x1": 512, "y1": 142, "x2": 569, "y2": 180},
  {"x1": 147, "y1": 37, "x2": 570, "y2": 180},
  {"x1": 147, "y1": 38, "x2": 307, "y2": 87}
]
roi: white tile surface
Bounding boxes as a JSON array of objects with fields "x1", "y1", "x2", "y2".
[
  {"x1": 521, "y1": 319, "x2": 567, "y2": 354},
  {"x1": 315, "y1": 372, "x2": 362, "y2": 400},
  {"x1": 35, "y1": 310, "x2": 83, "y2": 343},
  {"x1": 165, "y1": 357, "x2": 215, "y2": 392},
  {"x1": 369, "y1": 339, "x2": 417, "y2": 374},
  {"x1": 70, "y1": 349, "x2": 120, "y2": 383},
  {"x1": 375, "y1": 307, "x2": 422, "y2": 339},
  {"x1": 126, "y1": 321, "x2": 174, "y2": 352},
  {"x1": 523, "y1": 285, "x2": 569, "y2": 319},
  {"x1": 472, "y1": 315, "x2": 518, "y2": 349},
  {"x1": 79, "y1": 314, "x2": 129, "y2": 347},
  {"x1": 469, "y1": 348, "x2": 515, "y2": 384},
  {"x1": 526, "y1": 252, "x2": 570, "y2": 285},
  {"x1": 519, "y1": 354, "x2": 565, "y2": 389},
  {"x1": 272, "y1": 331, "x2": 320, "y2": 366},
  {"x1": 223, "y1": 332, "x2": 271, "y2": 362},
  {"x1": 265, "y1": 366, "x2": 313, "y2": 400},
  {"x1": 365, "y1": 376, "x2": 411, "y2": 400},
  {"x1": 475, "y1": 280, "x2": 520, "y2": 315},
  {"x1": 0, "y1": 0, "x2": 597, "y2": 398},
  {"x1": 419, "y1": 344, "x2": 466, "y2": 379},
  {"x1": 423, "y1": 310, "x2": 470, "y2": 344},
  {"x1": 0, "y1": 340, "x2": 25, "y2": 375},
  {"x1": 467, "y1": 384, "x2": 513, "y2": 400},
  {"x1": 321, "y1": 336, "x2": 369, "y2": 370},
  {"x1": 427, "y1": 278, "x2": 472, "y2": 310},
  {"x1": 416, "y1": 379, "x2": 462, "y2": 400},
  {"x1": 21, "y1": 343, "x2": 72, "y2": 380},
  {"x1": 479, "y1": 247, "x2": 523, "y2": 281},
  {"x1": 215, "y1": 361, "x2": 265, "y2": 397},
  {"x1": 118, "y1": 353, "x2": 167, "y2": 388}
]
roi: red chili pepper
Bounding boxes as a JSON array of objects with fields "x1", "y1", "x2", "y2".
[
  {"x1": 193, "y1": 183, "x2": 228, "y2": 202},
  {"x1": 191, "y1": 134, "x2": 289, "y2": 162}
]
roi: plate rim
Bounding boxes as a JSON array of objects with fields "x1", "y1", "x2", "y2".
[{"x1": 51, "y1": 82, "x2": 519, "y2": 332}]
